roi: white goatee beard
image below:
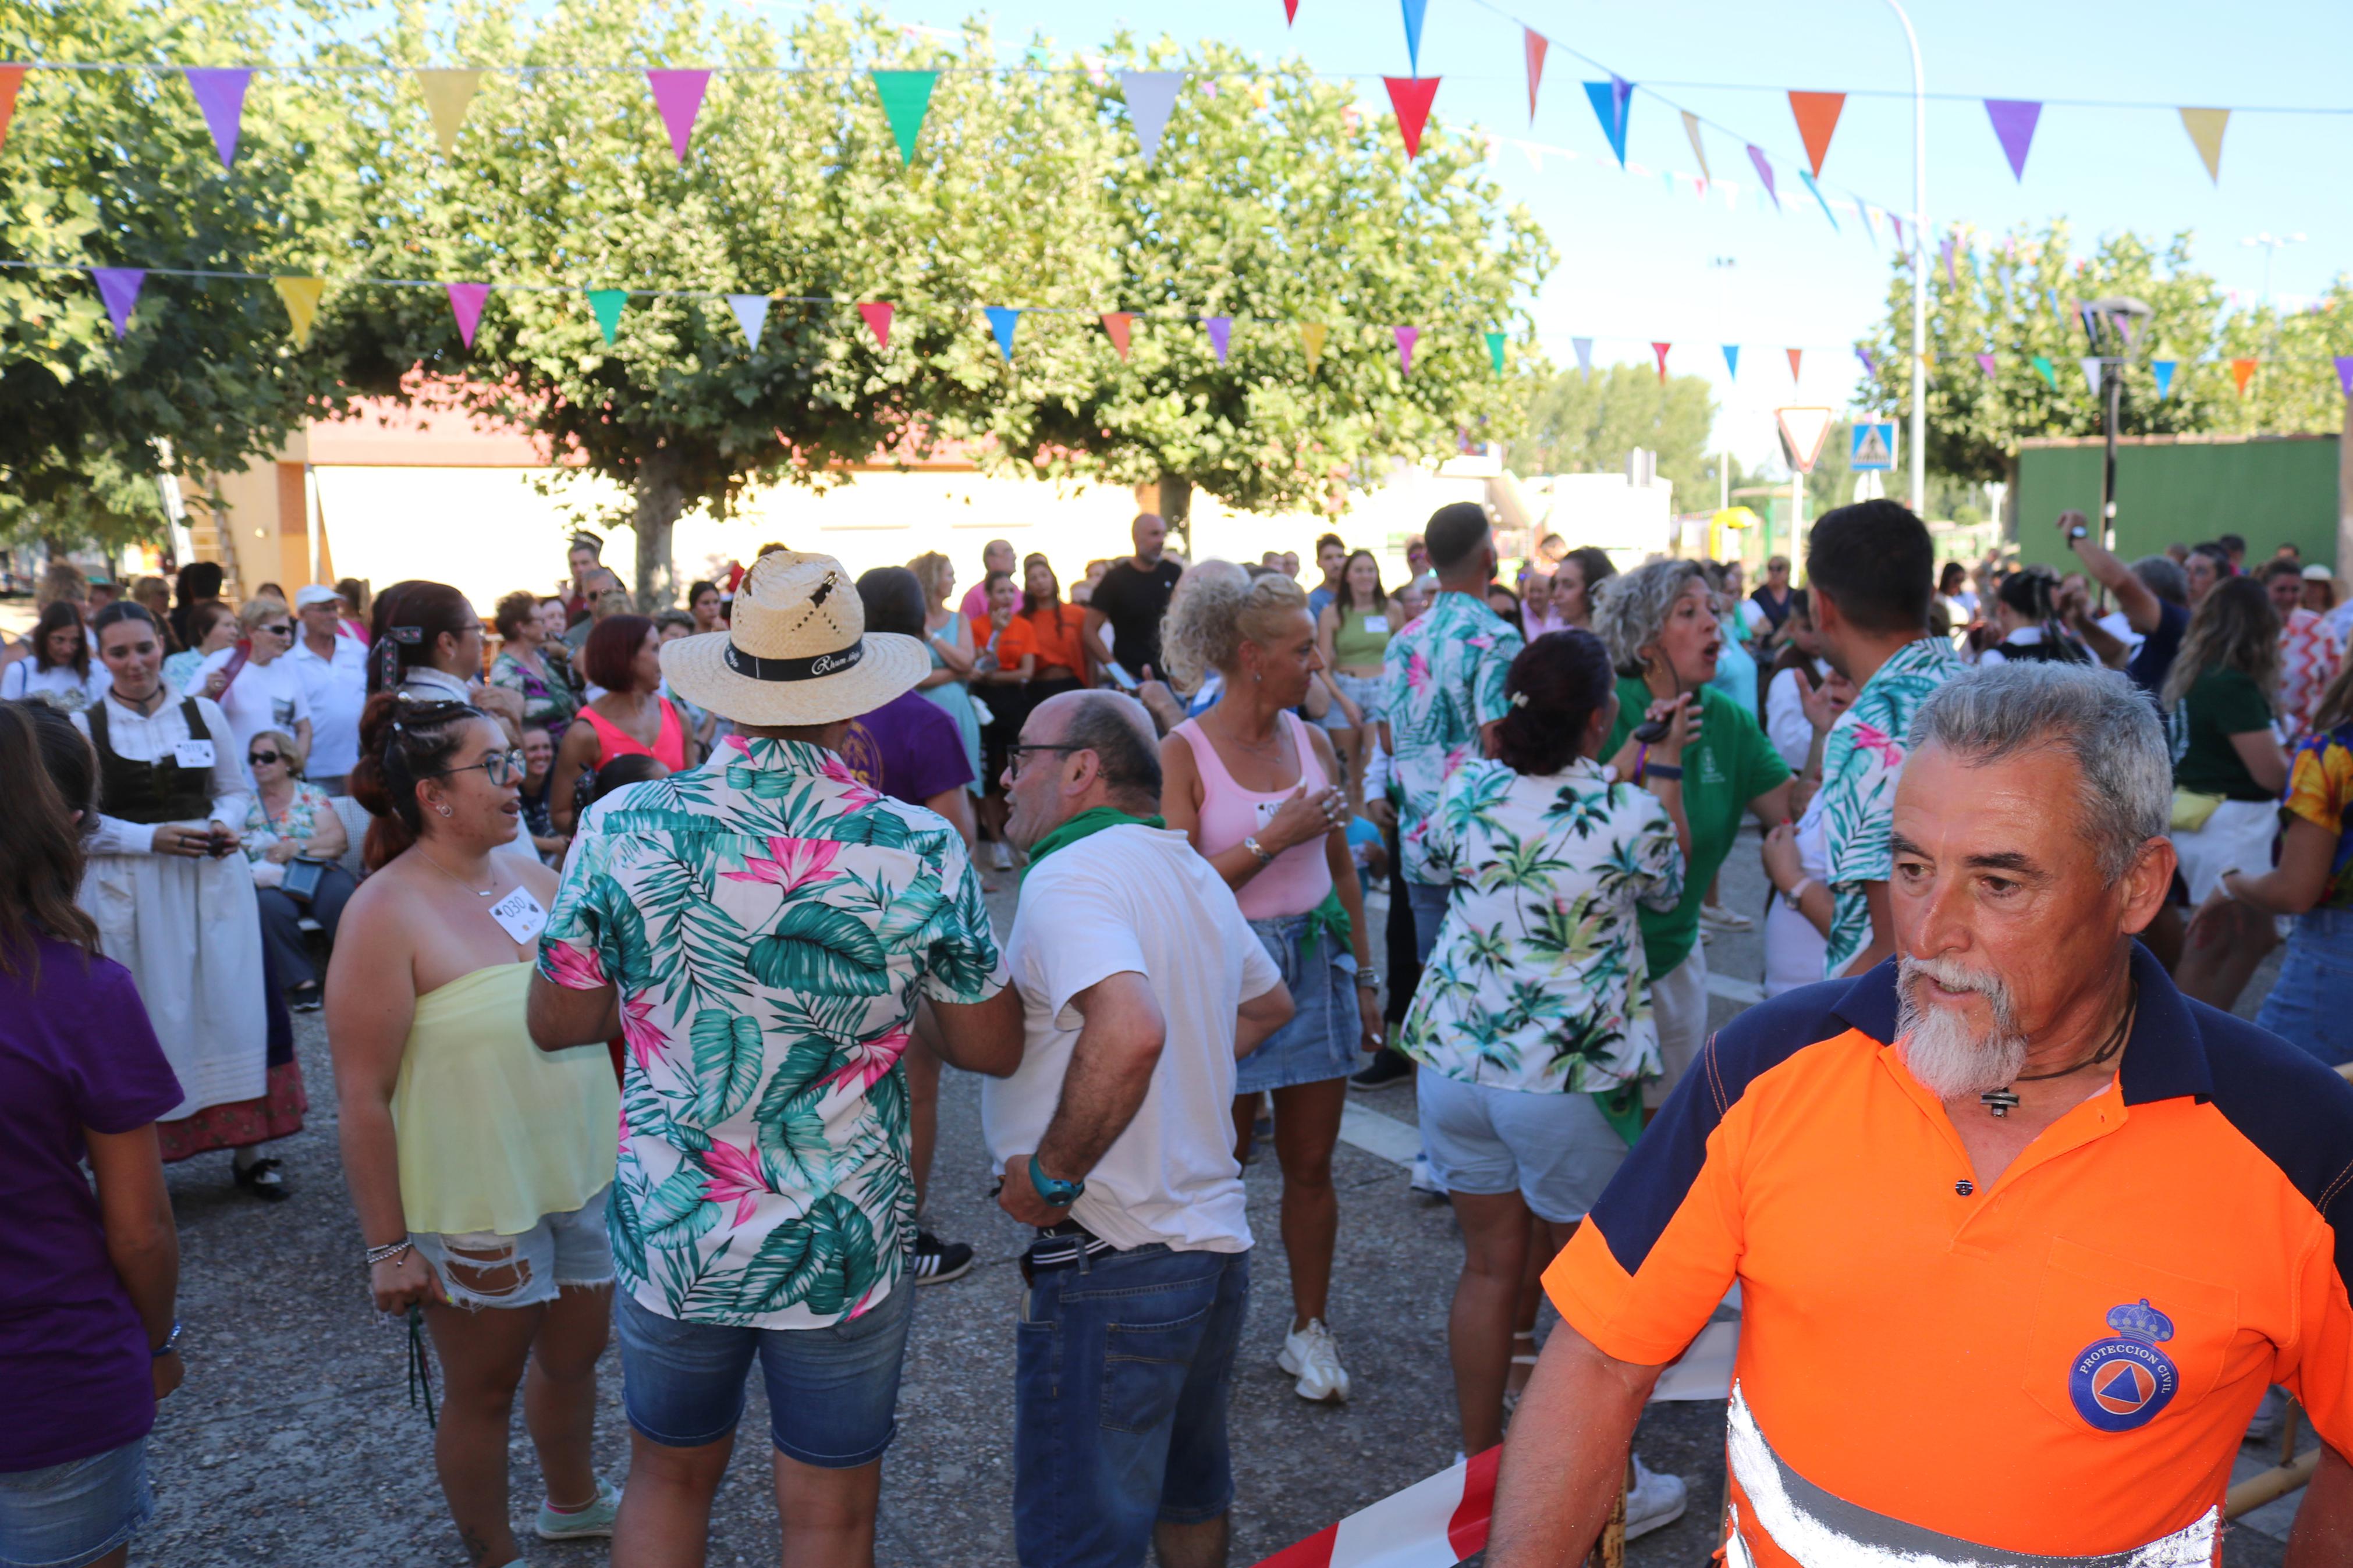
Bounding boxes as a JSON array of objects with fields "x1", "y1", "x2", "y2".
[{"x1": 1896, "y1": 955, "x2": 2030, "y2": 1099}]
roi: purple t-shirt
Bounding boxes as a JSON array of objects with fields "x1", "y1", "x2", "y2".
[
  {"x1": 843, "y1": 690, "x2": 976, "y2": 808},
  {"x1": 0, "y1": 940, "x2": 182, "y2": 1471}
]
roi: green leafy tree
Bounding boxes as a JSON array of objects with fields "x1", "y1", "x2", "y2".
[
  {"x1": 995, "y1": 39, "x2": 1555, "y2": 546},
  {"x1": 1509, "y1": 362, "x2": 1716, "y2": 499}
]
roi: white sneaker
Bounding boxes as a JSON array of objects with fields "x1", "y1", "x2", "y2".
[
  {"x1": 1278, "y1": 1318, "x2": 1351, "y2": 1402},
  {"x1": 1699, "y1": 902, "x2": 1754, "y2": 931},
  {"x1": 989, "y1": 839, "x2": 1013, "y2": 871},
  {"x1": 1408, "y1": 1151, "x2": 1448, "y2": 1200},
  {"x1": 1624, "y1": 1457, "x2": 1688, "y2": 1541}
]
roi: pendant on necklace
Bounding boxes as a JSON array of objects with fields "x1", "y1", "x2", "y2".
[{"x1": 1980, "y1": 1087, "x2": 2021, "y2": 1119}]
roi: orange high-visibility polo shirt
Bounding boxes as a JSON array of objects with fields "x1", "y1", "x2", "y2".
[{"x1": 1545, "y1": 945, "x2": 2353, "y2": 1566}]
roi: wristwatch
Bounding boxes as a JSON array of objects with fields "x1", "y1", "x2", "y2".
[
  {"x1": 152, "y1": 1320, "x2": 182, "y2": 1359},
  {"x1": 1355, "y1": 969, "x2": 1383, "y2": 991},
  {"x1": 1030, "y1": 1154, "x2": 1086, "y2": 1208},
  {"x1": 1780, "y1": 877, "x2": 1814, "y2": 912}
]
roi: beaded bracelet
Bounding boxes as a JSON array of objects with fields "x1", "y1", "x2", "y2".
[{"x1": 365, "y1": 1239, "x2": 413, "y2": 1267}]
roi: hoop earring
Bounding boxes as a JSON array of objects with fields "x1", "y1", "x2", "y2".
[{"x1": 436, "y1": 803, "x2": 453, "y2": 818}]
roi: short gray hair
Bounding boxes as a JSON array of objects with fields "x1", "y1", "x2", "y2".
[
  {"x1": 1906, "y1": 663, "x2": 2170, "y2": 883},
  {"x1": 2131, "y1": 554, "x2": 2188, "y2": 607},
  {"x1": 1592, "y1": 559, "x2": 1706, "y2": 677}
]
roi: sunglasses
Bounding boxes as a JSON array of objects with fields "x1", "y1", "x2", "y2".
[
  {"x1": 247, "y1": 750, "x2": 283, "y2": 767},
  {"x1": 258, "y1": 623, "x2": 294, "y2": 638},
  {"x1": 427, "y1": 748, "x2": 526, "y2": 788}
]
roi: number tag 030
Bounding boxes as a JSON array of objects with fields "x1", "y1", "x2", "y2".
[{"x1": 487, "y1": 886, "x2": 548, "y2": 945}]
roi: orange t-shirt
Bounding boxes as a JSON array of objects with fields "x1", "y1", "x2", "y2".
[
  {"x1": 1544, "y1": 945, "x2": 2353, "y2": 1566},
  {"x1": 1017, "y1": 604, "x2": 1090, "y2": 681},
  {"x1": 974, "y1": 613, "x2": 1030, "y2": 670}
]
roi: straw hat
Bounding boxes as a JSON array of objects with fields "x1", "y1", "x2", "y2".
[{"x1": 660, "y1": 550, "x2": 928, "y2": 727}]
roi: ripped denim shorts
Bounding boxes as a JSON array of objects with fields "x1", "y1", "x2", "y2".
[{"x1": 411, "y1": 1186, "x2": 615, "y2": 1311}]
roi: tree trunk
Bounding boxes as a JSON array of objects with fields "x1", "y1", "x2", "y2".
[
  {"x1": 1157, "y1": 472, "x2": 1194, "y2": 560},
  {"x1": 633, "y1": 449, "x2": 686, "y2": 612}
]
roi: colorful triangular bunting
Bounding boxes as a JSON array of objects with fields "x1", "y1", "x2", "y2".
[
  {"x1": 1383, "y1": 76, "x2": 1439, "y2": 159},
  {"x1": 727, "y1": 294, "x2": 769, "y2": 349},
  {"x1": 2230, "y1": 357, "x2": 2256, "y2": 396},
  {"x1": 1746, "y1": 145, "x2": 1778, "y2": 209},
  {"x1": 2029, "y1": 354, "x2": 2056, "y2": 389},
  {"x1": 1204, "y1": 315, "x2": 1232, "y2": 365},
  {"x1": 647, "y1": 70, "x2": 711, "y2": 166},
  {"x1": 1787, "y1": 91, "x2": 1844, "y2": 179},
  {"x1": 1976, "y1": 353, "x2": 1997, "y2": 378},
  {"x1": 417, "y1": 69, "x2": 481, "y2": 157},
  {"x1": 1486, "y1": 331, "x2": 1507, "y2": 375},
  {"x1": 1651, "y1": 342, "x2": 1671, "y2": 383},
  {"x1": 184, "y1": 67, "x2": 251, "y2": 172},
  {"x1": 2079, "y1": 356, "x2": 2102, "y2": 396},
  {"x1": 1797, "y1": 169, "x2": 1837, "y2": 231},
  {"x1": 0, "y1": 66, "x2": 23, "y2": 158},
  {"x1": 587, "y1": 289, "x2": 627, "y2": 346},
  {"x1": 2336, "y1": 357, "x2": 2353, "y2": 399},
  {"x1": 2152, "y1": 360, "x2": 2176, "y2": 400},
  {"x1": 1941, "y1": 236, "x2": 1957, "y2": 287},
  {"x1": 1394, "y1": 325, "x2": 1418, "y2": 375},
  {"x1": 858, "y1": 301, "x2": 895, "y2": 350},
  {"x1": 2180, "y1": 108, "x2": 2228, "y2": 184},
  {"x1": 1681, "y1": 110, "x2": 1709, "y2": 186},
  {"x1": 1522, "y1": 30, "x2": 1548, "y2": 124},
  {"x1": 1983, "y1": 99, "x2": 2040, "y2": 181},
  {"x1": 1582, "y1": 77, "x2": 1631, "y2": 168},
  {"x1": 1856, "y1": 347, "x2": 1877, "y2": 377},
  {"x1": 872, "y1": 70, "x2": 938, "y2": 167},
  {"x1": 446, "y1": 282, "x2": 489, "y2": 349},
  {"x1": 272, "y1": 276, "x2": 324, "y2": 347},
  {"x1": 1786, "y1": 347, "x2": 1802, "y2": 382},
  {"x1": 1573, "y1": 337, "x2": 1592, "y2": 381},
  {"x1": 1284, "y1": 0, "x2": 1300, "y2": 22},
  {"x1": 1721, "y1": 344, "x2": 1740, "y2": 379},
  {"x1": 91, "y1": 268, "x2": 145, "y2": 338},
  {"x1": 985, "y1": 306, "x2": 1020, "y2": 362},
  {"x1": 1400, "y1": 0, "x2": 1427, "y2": 76},
  {"x1": 1101, "y1": 312, "x2": 1134, "y2": 361},
  {"x1": 1120, "y1": 72, "x2": 1184, "y2": 166},
  {"x1": 1300, "y1": 322, "x2": 1327, "y2": 375}
]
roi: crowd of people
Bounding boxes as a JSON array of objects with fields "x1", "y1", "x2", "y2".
[{"x1": 11, "y1": 495, "x2": 2353, "y2": 1568}]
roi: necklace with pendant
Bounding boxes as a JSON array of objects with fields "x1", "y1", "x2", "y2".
[
  {"x1": 1980, "y1": 980, "x2": 2136, "y2": 1118},
  {"x1": 417, "y1": 849, "x2": 501, "y2": 898}
]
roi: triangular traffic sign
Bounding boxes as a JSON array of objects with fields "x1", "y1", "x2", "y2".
[{"x1": 1775, "y1": 406, "x2": 1836, "y2": 475}]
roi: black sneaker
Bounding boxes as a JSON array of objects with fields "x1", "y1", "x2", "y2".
[
  {"x1": 1350, "y1": 1051, "x2": 1414, "y2": 1091},
  {"x1": 910, "y1": 1231, "x2": 974, "y2": 1285}
]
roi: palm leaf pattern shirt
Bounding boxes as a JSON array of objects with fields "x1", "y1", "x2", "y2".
[
  {"x1": 1804, "y1": 636, "x2": 1962, "y2": 979},
  {"x1": 1383, "y1": 592, "x2": 1526, "y2": 887},
  {"x1": 538, "y1": 735, "x2": 1006, "y2": 1329},
  {"x1": 1397, "y1": 757, "x2": 1684, "y2": 1093}
]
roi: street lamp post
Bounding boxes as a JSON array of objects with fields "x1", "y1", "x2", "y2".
[
  {"x1": 1883, "y1": 0, "x2": 1927, "y2": 518},
  {"x1": 2081, "y1": 297, "x2": 2152, "y2": 561},
  {"x1": 2241, "y1": 232, "x2": 2306, "y2": 304}
]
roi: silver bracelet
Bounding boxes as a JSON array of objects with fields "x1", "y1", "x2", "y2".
[
  {"x1": 1242, "y1": 835, "x2": 1275, "y2": 865},
  {"x1": 365, "y1": 1239, "x2": 413, "y2": 1267}
]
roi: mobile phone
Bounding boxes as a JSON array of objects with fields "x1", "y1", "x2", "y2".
[{"x1": 1630, "y1": 715, "x2": 1673, "y2": 744}]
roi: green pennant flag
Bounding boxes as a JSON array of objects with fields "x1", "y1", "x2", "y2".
[
  {"x1": 2030, "y1": 354, "x2": 2057, "y2": 389},
  {"x1": 1485, "y1": 331, "x2": 1507, "y2": 375},
  {"x1": 871, "y1": 70, "x2": 938, "y2": 166},
  {"x1": 587, "y1": 289, "x2": 627, "y2": 346}
]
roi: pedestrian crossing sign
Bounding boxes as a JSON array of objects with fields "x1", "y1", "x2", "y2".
[{"x1": 1851, "y1": 421, "x2": 1897, "y2": 471}]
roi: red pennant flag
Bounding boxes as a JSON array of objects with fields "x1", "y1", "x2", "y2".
[
  {"x1": 0, "y1": 66, "x2": 27, "y2": 155},
  {"x1": 1522, "y1": 30, "x2": 1548, "y2": 124},
  {"x1": 1101, "y1": 312, "x2": 1135, "y2": 361},
  {"x1": 1284, "y1": 0, "x2": 1300, "y2": 19},
  {"x1": 1786, "y1": 347, "x2": 1804, "y2": 382},
  {"x1": 1788, "y1": 91, "x2": 1844, "y2": 179},
  {"x1": 857, "y1": 301, "x2": 893, "y2": 349},
  {"x1": 1383, "y1": 76, "x2": 1439, "y2": 159},
  {"x1": 2231, "y1": 358, "x2": 2258, "y2": 397},
  {"x1": 1652, "y1": 342, "x2": 1671, "y2": 383}
]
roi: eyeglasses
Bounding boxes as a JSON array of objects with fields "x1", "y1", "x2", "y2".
[
  {"x1": 427, "y1": 748, "x2": 526, "y2": 787},
  {"x1": 247, "y1": 751, "x2": 283, "y2": 767},
  {"x1": 258, "y1": 623, "x2": 293, "y2": 638},
  {"x1": 1007, "y1": 742, "x2": 1083, "y2": 778}
]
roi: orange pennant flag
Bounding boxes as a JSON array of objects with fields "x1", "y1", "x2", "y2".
[
  {"x1": 1786, "y1": 347, "x2": 1804, "y2": 382},
  {"x1": 1101, "y1": 312, "x2": 1134, "y2": 361},
  {"x1": 1652, "y1": 342, "x2": 1671, "y2": 383},
  {"x1": 1788, "y1": 91, "x2": 1845, "y2": 179},
  {"x1": 857, "y1": 301, "x2": 894, "y2": 349},
  {"x1": 2231, "y1": 357, "x2": 2258, "y2": 397},
  {"x1": 0, "y1": 66, "x2": 24, "y2": 155}
]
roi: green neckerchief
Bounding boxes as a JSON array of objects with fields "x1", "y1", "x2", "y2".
[
  {"x1": 1023, "y1": 807, "x2": 1166, "y2": 867},
  {"x1": 1594, "y1": 1080, "x2": 1646, "y2": 1149},
  {"x1": 1300, "y1": 888, "x2": 1353, "y2": 953}
]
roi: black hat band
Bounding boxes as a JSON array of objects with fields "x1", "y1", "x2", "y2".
[{"x1": 723, "y1": 638, "x2": 866, "y2": 682}]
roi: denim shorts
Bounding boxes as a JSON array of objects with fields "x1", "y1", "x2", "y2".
[
  {"x1": 1234, "y1": 916, "x2": 1361, "y2": 1094},
  {"x1": 1315, "y1": 671, "x2": 1387, "y2": 732},
  {"x1": 1015, "y1": 1242, "x2": 1250, "y2": 1568},
  {"x1": 410, "y1": 1186, "x2": 615, "y2": 1311},
  {"x1": 2256, "y1": 908, "x2": 2353, "y2": 1068},
  {"x1": 1416, "y1": 1068, "x2": 1632, "y2": 1224},
  {"x1": 0, "y1": 1436, "x2": 152, "y2": 1568},
  {"x1": 616, "y1": 1279, "x2": 915, "y2": 1469}
]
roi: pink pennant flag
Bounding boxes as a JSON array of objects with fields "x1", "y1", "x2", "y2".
[
  {"x1": 647, "y1": 70, "x2": 711, "y2": 165},
  {"x1": 1204, "y1": 315, "x2": 1232, "y2": 365},
  {"x1": 1522, "y1": 30, "x2": 1547, "y2": 124},
  {"x1": 1745, "y1": 145, "x2": 1778, "y2": 210},
  {"x1": 1394, "y1": 325, "x2": 1419, "y2": 375},
  {"x1": 1102, "y1": 312, "x2": 1134, "y2": 361},
  {"x1": 1651, "y1": 341, "x2": 1671, "y2": 383},
  {"x1": 446, "y1": 282, "x2": 491, "y2": 349},
  {"x1": 1940, "y1": 236, "x2": 1957, "y2": 287},
  {"x1": 1384, "y1": 76, "x2": 1439, "y2": 159},
  {"x1": 185, "y1": 67, "x2": 253, "y2": 171},
  {"x1": 1976, "y1": 353, "x2": 1998, "y2": 378},
  {"x1": 1890, "y1": 212, "x2": 1907, "y2": 251},
  {"x1": 91, "y1": 268, "x2": 145, "y2": 337},
  {"x1": 857, "y1": 301, "x2": 893, "y2": 349}
]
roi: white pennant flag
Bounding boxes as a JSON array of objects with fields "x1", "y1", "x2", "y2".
[
  {"x1": 1573, "y1": 337, "x2": 1593, "y2": 381},
  {"x1": 1120, "y1": 71, "x2": 1185, "y2": 166},
  {"x1": 2079, "y1": 355, "x2": 2103, "y2": 396},
  {"x1": 729, "y1": 294, "x2": 771, "y2": 349}
]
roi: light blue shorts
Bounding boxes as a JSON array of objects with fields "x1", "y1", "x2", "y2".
[
  {"x1": 0, "y1": 1437, "x2": 152, "y2": 1568},
  {"x1": 1234, "y1": 916, "x2": 1362, "y2": 1094},
  {"x1": 410, "y1": 1186, "x2": 615, "y2": 1311},
  {"x1": 1415, "y1": 1068, "x2": 1631, "y2": 1224}
]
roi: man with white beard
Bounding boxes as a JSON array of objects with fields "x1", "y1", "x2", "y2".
[{"x1": 1487, "y1": 662, "x2": 2353, "y2": 1567}]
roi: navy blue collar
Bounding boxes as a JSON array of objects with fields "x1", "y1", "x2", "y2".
[{"x1": 1827, "y1": 942, "x2": 2212, "y2": 1107}]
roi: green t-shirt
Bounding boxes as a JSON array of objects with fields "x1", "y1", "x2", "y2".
[
  {"x1": 2169, "y1": 665, "x2": 2276, "y2": 801},
  {"x1": 1605, "y1": 676, "x2": 1792, "y2": 976}
]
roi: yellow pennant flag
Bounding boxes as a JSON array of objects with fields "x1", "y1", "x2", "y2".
[
  {"x1": 418, "y1": 69, "x2": 484, "y2": 157},
  {"x1": 272, "y1": 276, "x2": 325, "y2": 347},
  {"x1": 1681, "y1": 109, "x2": 1709, "y2": 186},
  {"x1": 2179, "y1": 107, "x2": 2228, "y2": 184},
  {"x1": 1300, "y1": 322, "x2": 1328, "y2": 376}
]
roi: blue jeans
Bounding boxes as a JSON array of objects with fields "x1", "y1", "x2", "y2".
[
  {"x1": 2256, "y1": 907, "x2": 2353, "y2": 1068},
  {"x1": 1408, "y1": 880, "x2": 1450, "y2": 965},
  {"x1": 0, "y1": 1437, "x2": 151, "y2": 1568},
  {"x1": 616, "y1": 1281, "x2": 914, "y2": 1469},
  {"x1": 1014, "y1": 1243, "x2": 1251, "y2": 1568}
]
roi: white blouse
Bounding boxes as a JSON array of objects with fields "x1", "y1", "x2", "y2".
[{"x1": 73, "y1": 691, "x2": 253, "y2": 856}]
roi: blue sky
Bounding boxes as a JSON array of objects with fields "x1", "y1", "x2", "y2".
[{"x1": 768, "y1": 0, "x2": 2352, "y2": 465}]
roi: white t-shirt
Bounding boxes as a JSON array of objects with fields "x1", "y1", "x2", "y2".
[
  {"x1": 195, "y1": 647, "x2": 313, "y2": 759},
  {"x1": 1763, "y1": 660, "x2": 1825, "y2": 773},
  {"x1": 985, "y1": 823, "x2": 1281, "y2": 1254},
  {"x1": 0, "y1": 657, "x2": 107, "y2": 712},
  {"x1": 289, "y1": 634, "x2": 368, "y2": 777}
]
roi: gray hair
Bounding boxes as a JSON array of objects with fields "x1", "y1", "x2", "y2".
[
  {"x1": 2130, "y1": 554, "x2": 2188, "y2": 607},
  {"x1": 1906, "y1": 663, "x2": 2170, "y2": 883},
  {"x1": 1591, "y1": 559, "x2": 1706, "y2": 677}
]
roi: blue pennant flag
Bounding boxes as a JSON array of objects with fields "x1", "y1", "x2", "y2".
[
  {"x1": 1722, "y1": 344, "x2": 1740, "y2": 379},
  {"x1": 1400, "y1": 0, "x2": 1428, "y2": 75},
  {"x1": 1582, "y1": 76, "x2": 1632, "y2": 167},
  {"x1": 985, "y1": 306, "x2": 1020, "y2": 362}
]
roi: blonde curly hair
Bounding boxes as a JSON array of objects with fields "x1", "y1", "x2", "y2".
[{"x1": 1158, "y1": 561, "x2": 1311, "y2": 693}]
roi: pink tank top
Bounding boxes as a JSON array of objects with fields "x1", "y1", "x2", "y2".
[
  {"x1": 580, "y1": 698, "x2": 687, "y2": 772},
  {"x1": 1173, "y1": 711, "x2": 1334, "y2": 921}
]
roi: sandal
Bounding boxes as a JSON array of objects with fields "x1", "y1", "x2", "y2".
[
  {"x1": 1503, "y1": 1331, "x2": 1540, "y2": 1412},
  {"x1": 233, "y1": 1156, "x2": 289, "y2": 1202}
]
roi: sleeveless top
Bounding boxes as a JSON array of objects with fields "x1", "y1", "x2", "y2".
[
  {"x1": 1332, "y1": 607, "x2": 1392, "y2": 669},
  {"x1": 1172, "y1": 710, "x2": 1335, "y2": 922},
  {"x1": 87, "y1": 698, "x2": 215, "y2": 824},
  {"x1": 579, "y1": 696, "x2": 686, "y2": 771},
  {"x1": 391, "y1": 962, "x2": 620, "y2": 1236}
]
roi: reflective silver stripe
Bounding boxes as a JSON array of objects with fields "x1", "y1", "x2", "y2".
[{"x1": 1726, "y1": 1384, "x2": 2218, "y2": 1568}]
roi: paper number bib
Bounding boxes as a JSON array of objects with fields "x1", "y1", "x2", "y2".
[
  {"x1": 487, "y1": 886, "x2": 548, "y2": 945},
  {"x1": 173, "y1": 739, "x2": 216, "y2": 768}
]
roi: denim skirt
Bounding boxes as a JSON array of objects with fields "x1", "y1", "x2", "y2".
[
  {"x1": 2255, "y1": 906, "x2": 2353, "y2": 1068},
  {"x1": 1234, "y1": 915, "x2": 1361, "y2": 1094}
]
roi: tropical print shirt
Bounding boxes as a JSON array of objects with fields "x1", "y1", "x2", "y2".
[
  {"x1": 1397, "y1": 757, "x2": 1683, "y2": 1093},
  {"x1": 538, "y1": 735, "x2": 1006, "y2": 1329},
  {"x1": 1383, "y1": 591, "x2": 1525, "y2": 886},
  {"x1": 2283, "y1": 723, "x2": 2353, "y2": 912},
  {"x1": 1804, "y1": 636, "x2": 1962, "y2": 978}
]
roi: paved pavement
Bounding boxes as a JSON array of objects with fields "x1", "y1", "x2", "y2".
[{"x1": 141, "y1": 831, "x2": 2305, "y2": 1566}]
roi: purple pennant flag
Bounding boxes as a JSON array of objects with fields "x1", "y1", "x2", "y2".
[
  {"x1": 1941, "y1": 236, "x2": 1957, "y2": 287},
  {"x1": 1976, "y1": 353, "x2": 1998, "y2": 378},
  {"x1": 185, "y1": 68, "x2": 252, "y2": 171},
  {"x1": 647, "y1": 70, "x2": 712, "y2": 165},
  {"x1": 446, "y1": 282, "x2": 490, "y2": 349},
  {"x1": 1394, "y1": 325, "x2": 1419, "y2": 375},
  {"x1": 91, "y1": 268, "x2": 145, "y2": 337},
  {"x1": 1855, "y1": 347, "x2": 1877, "y2": 376},
  {"x1": 1204, "y1": 315, "x2": 1232, "y2": 365},
  {"x1": 1745, "y1": 145, "x2": 1778, "y2": 210},
  {"x1": 1984, "y1": 99, "x2": 2042, "y2": 182},
  {"x1": 2337, "y1": 357, "x2": 2353, "y2": 399}
]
